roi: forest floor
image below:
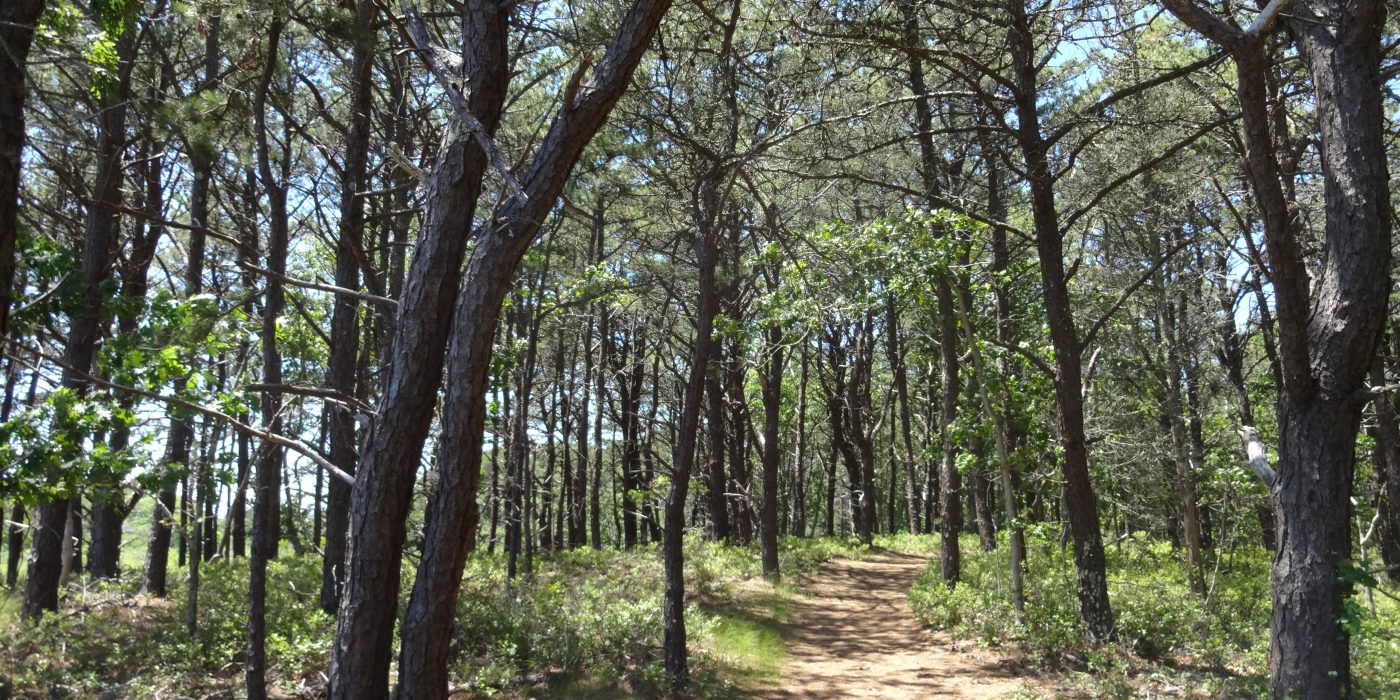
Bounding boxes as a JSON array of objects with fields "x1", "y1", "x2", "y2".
[{"x1": 769, "y1": 550, "x2": 1043, "y2": 699}]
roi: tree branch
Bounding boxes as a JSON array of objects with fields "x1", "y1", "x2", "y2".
[
  {"x1": 1080, "y1": 235, "x2": 1194, "y2": 352},
  {"x1": 1238, "y1": 425, "x2": 1277, "y2": 489},
  {"x1": 394, "y1": 1, "x2": 528, "y2": 204},
  {"x1": 1, "y1": 340, "x2": 354, "y2": 487}
]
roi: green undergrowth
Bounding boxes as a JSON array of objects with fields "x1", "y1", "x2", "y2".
[
  {"x1": 452, "y1": 533, "x2": 869, "y2": 698},
  {"x1": 908, "y1": 532, "x2": 1400, "y2": 698},
  {"x1": 0, "y1": 533, "x2": 872, "y2": 698},
  {"x1": 0, "y1": 555, "x2": 331, "y2": 698}
]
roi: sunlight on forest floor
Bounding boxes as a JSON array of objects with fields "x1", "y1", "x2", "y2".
[{"x1": 2, "y1": 533, "x2": 1397, "y2": 698}]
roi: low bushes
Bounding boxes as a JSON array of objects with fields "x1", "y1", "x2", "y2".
[{"x1": 908, "y1": 532, "x2": 1400, "y2": 698}]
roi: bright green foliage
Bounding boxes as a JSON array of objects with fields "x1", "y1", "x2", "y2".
[
  {"x1": 0, "y1": 387, "x2": 135, "y2": 504},
  {"x1": 909, "y1": 534, "x2": 1400, "y2": 697},
  {"x1": 197, "y1": 556, "x2": 334, "y2": 675},
  {"x1": 0, "y1": 556, "x2": 330, "y2": 697}
]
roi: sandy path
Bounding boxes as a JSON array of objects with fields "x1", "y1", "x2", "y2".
[{"x1": 773, "y1": 551, "x2": 1039, "y2": 699}]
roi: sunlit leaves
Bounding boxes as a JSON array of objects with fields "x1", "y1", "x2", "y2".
[{"x1": 0, "y1": 388, "x2": 138, "y2": 504}]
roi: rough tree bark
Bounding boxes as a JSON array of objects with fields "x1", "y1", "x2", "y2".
[
  {"x1": 321, "y1": 0, "x2": 375, "y2": 616},
  {"x1": 326, "y1": 1, "x2": 511, "y2": 693},
  {"x1": 1005, "y1": 0, "x2": 1114, "y2": 640},
  {"x1": 1161, "y1": 0, "x2": 1391, "y2": 694},
  {"x1": 23, "y1": 8, "x2": 134, "y2": 619},
  {"x1": 0, "y1": 0, "x2": 45, "y2": 338},
  {"x1": 383, "y1": 0, "x2": 671, "y2": 694}
]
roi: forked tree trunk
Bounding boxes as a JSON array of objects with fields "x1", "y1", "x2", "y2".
[
  {"x1": 382, "y1": 1, "x2": 670, "y2": 693},
  {"x1": 1160, "y1": 0, "x2": 1391, "y2": 693},
  {"x1": 1268, "y1": 4, "x2": 1390, "y2": 695}
]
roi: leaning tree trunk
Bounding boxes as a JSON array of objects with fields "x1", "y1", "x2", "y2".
[
  {"x1": 326, "y1": 3, "x2": 511, "y2": 694},
  {"x1": 1005, "y1": 0, "x2": 1114, "y2": 640},
  {"x1": 384, "y1": 1, "x2": 671, "y2": 694}
]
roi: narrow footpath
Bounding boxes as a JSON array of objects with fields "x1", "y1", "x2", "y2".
[{"x1": 773, "y1": 551, "x2": 1041, "y2": 699}]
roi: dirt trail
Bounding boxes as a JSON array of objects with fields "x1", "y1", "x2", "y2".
[{"x1": 774, "y1": 551, "x2": 1039, "y2": 699}]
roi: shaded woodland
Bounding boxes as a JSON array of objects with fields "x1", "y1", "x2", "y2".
[{"x1": 1, "y1": 0, "x2": 1398, "y2": 697}]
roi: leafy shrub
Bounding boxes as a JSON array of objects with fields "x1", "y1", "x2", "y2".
[
  {"x1": 0, "y1": 555, "x2": 332, "y2": 698},
  {"x1": 910, "y1": 532, "x2": 1400, "y2": 697}
]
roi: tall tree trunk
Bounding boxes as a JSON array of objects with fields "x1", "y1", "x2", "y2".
[
  {"x1": 823, "y1": 329, "x2": 866, "y2": 539},
  {"x1": 610, "y1": 321, "x2": 645, "y2": 549},
  {"x1": 386, "y1": 2, "x2": 670, "y2": 693},
  {"x1": 24, "y1": 10, "x2": 134, "y2": 619},
  {"x1": 574, "y1": 314, "x2": 592, "y2": 548},
  {"x1": 885, "y1": 297, "x2": 919, "y2": 534},
  {"x1": 662, "y1": 190, "x2": 721, "y2": 690},
  {"x1": 970, "y1": 439, "x2": 996, "y2": 551},
  {"x1": 0, "y1": 0, "x2": 45, "y2": 338},
  {"x1": 758, "y1": 320, "x2": 784, "y2": 578},
  {"x1": 247, "y1": 19, "x2": 289, "y2": 699},
  {"x1": 321, "y1": 0, "x2": 375, "y2": 617},
  {"x1": 1155, "y1": 237, "x2": 1205, "y2": 596},
  {"x1": 791, "y1": 349, "x2": 810, "y2": 538},
  {"x1": 1373, "y1": 358, "x2": 1400, "y2": 582},
  {"x1": 590, "y1": 290, "x2": 608, "y2": 551},
  {"x1": 845, "y1": 315, "x2": 879, "y2": 544},
  {"x1": 900, "y1": 0, "x2": 963, "y2": 578},
  {"x1": 1005, "y1": 0, "x2": 1114, "y2": 640},
  {"x1": 642, "y1": 352, "x2": 664, "y2": 543},
  {"x1": 706, "y1": 354, "x2": 731, "y2": 540},
  {"x1": 726, "y1": 340, "x2": 755, "y2": 544},
  {"x1": 986, "y1": 150, "x2": 1028, "y2": 574}
]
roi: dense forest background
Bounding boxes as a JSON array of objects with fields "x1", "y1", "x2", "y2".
[{"x1": 1, "y1": 0, "x2": 1398, "y2": 697}]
